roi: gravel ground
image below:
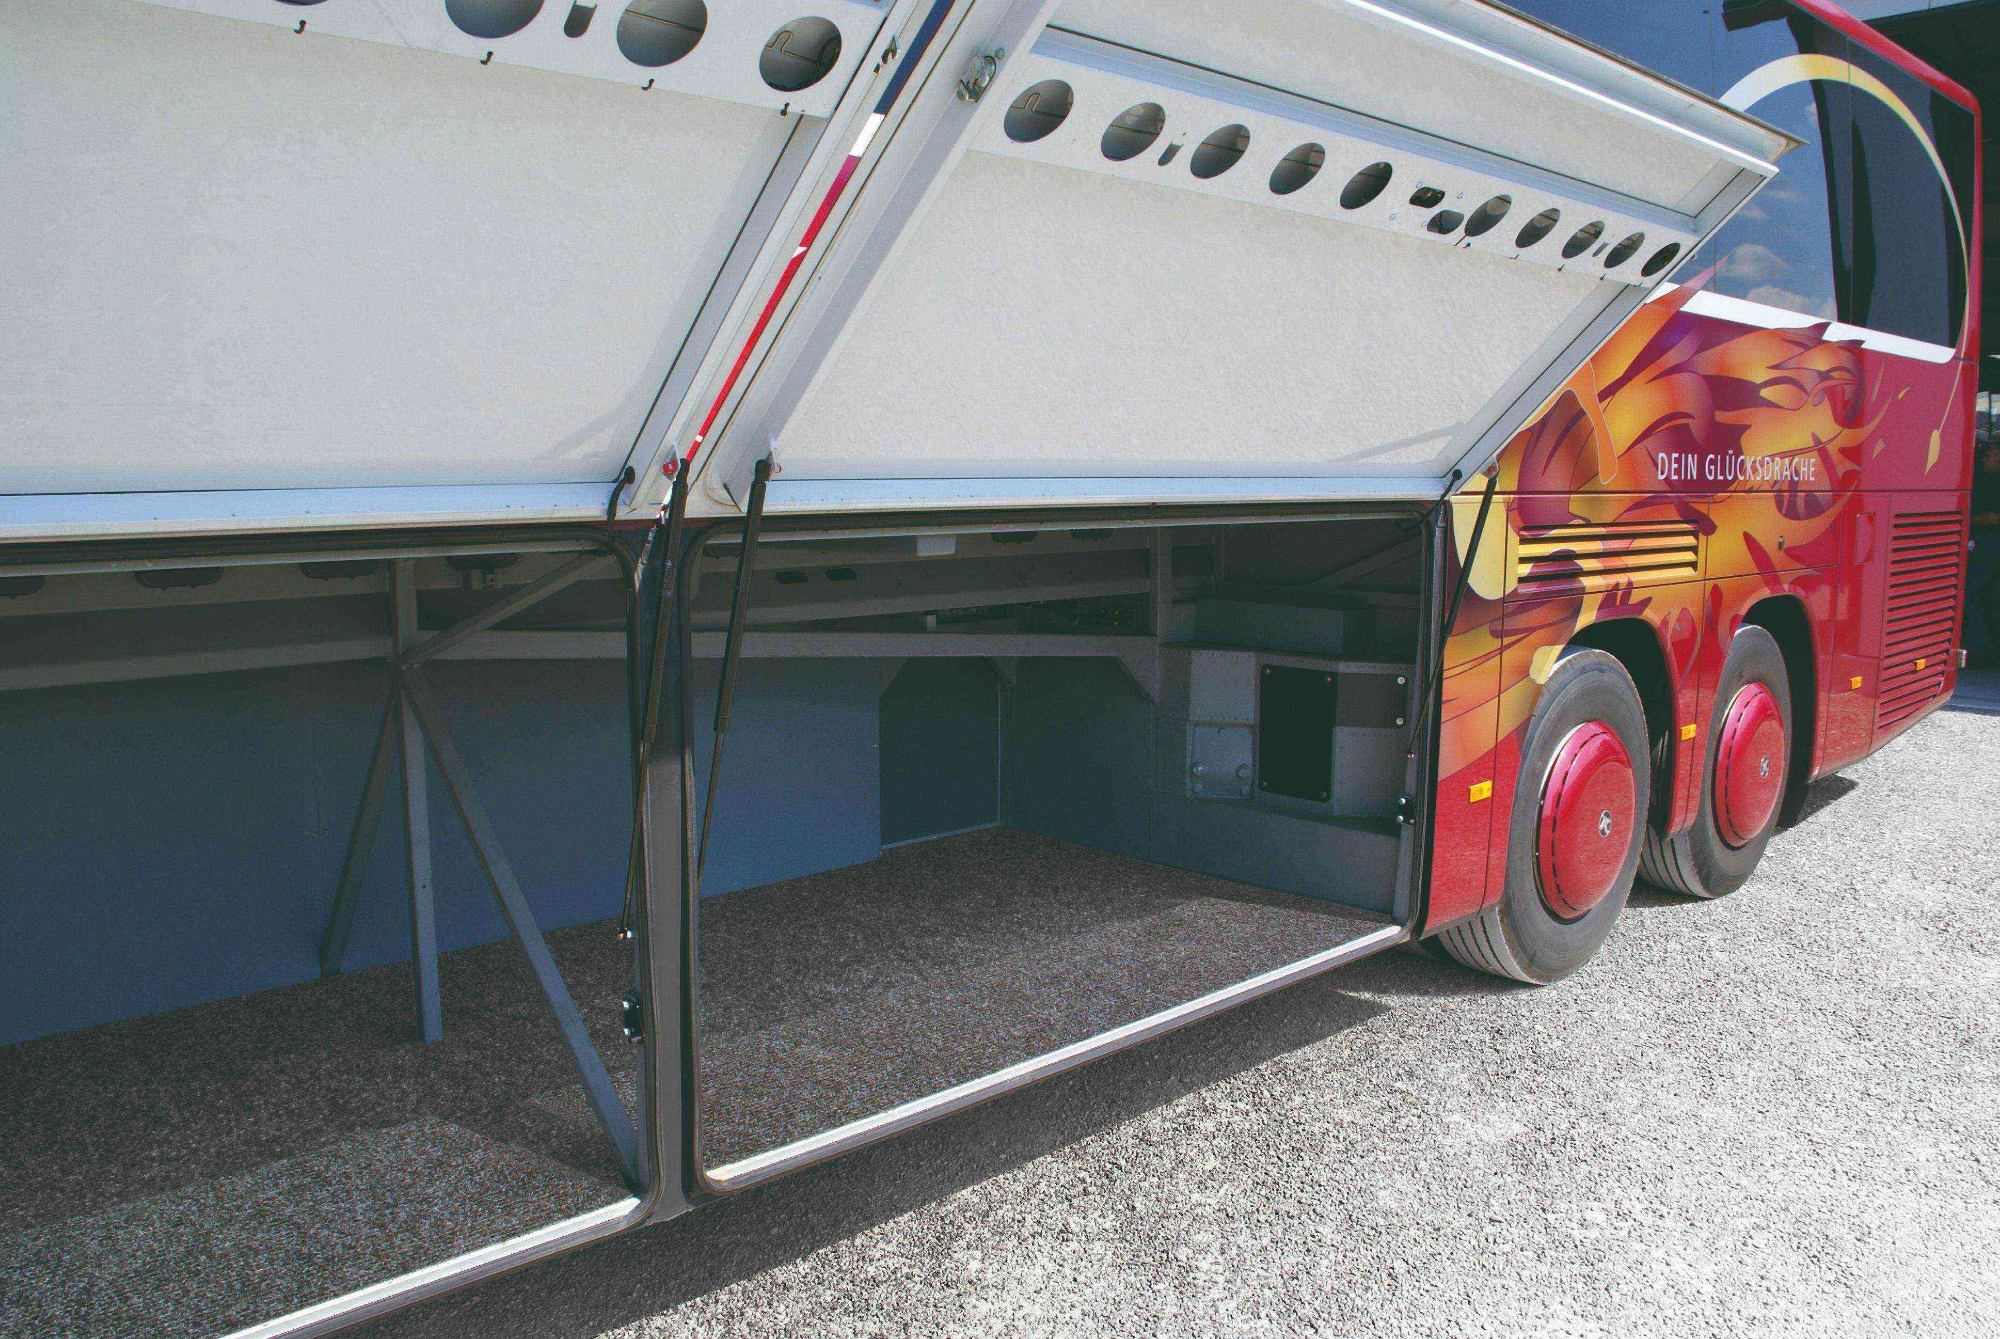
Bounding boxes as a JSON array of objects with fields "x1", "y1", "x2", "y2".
[{"x1": 357, "y1": 704, "x2": 2000, "y2": 1339}]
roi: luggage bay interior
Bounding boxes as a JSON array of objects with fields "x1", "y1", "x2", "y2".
[{"x1": 0, "y1": 513, "x2": 1422, "y2": 1335}]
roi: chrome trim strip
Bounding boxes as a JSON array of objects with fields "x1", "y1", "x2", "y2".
[
  {"x1": 704, "y1": 922, "x2": 1411, "y2": 1191},
  {"x1": 748, "y1": 475, "x2": 1443, "y2": 517},
  {"x1": 218, "y1": 1197, "x2": 645, "y2": 1339}
]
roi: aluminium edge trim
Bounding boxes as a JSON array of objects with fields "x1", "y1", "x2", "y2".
[
  {"x1": 703, "y1": 921, "x2": 1411, "y2": 1191},
  {"x1": 218, "y1": 1197, "x2": 644, "y2": 1339}
]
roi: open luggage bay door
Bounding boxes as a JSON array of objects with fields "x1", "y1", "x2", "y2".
[
  {"x1": 0, "y1": 0, "x2": 900, "y2": 540},
  {"x1": 648, "y1": 0, "x2": 1797, "y2": 519},
  {"x1": 1, "y1": 0, "x2": 1792, "y2": 540}
]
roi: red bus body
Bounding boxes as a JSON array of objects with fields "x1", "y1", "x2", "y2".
[{"x1": 1424, "y1": 0, "x2": 1984, "y2": 932}]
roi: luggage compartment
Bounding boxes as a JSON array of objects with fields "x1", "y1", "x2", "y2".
[
  {"x1": 0, "y1": 508, "x2": 1426, "y2": 1334},
  {"x1": 674, "y1": 511, "x2": 1428, "y2": 1175}
]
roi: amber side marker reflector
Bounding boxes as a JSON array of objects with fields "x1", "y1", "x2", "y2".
[
  {"x1": 1916, "y1": 658, "x2": 1928, "y2": 670},
  {"x1": 1850, "y1": 675, "x2": 1864, "y2": 690},
  {"x1": 1468, "y1": 780, "x2": 1493, "y2": 803},
  {"x1": 1679, "y1": 723, "x2": 1697, "y2": 742}
]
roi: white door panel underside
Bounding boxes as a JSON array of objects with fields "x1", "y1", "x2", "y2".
[
  {"x1": 683, "y1": 0, "x2": 1788, "y2": 515},
  {"x1": 775, "y1": 150, "x2": 1605, "y2": 482},
  {"x1": 0, "y1": 0, "x2": 823, "y2": 500},
  {"x1": 0, "y1": 0, "x2": 1790, "y2": 539}
]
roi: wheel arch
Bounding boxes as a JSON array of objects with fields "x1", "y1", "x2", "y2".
[
  {"x1": 1741, "y1": 594, "x2": 1818, "y2": 825},
  {"x1": 1564, "y1": 617, "x2": 1675, "y2": 829}
]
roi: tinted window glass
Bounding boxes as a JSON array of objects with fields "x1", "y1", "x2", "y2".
[
  {"x1": 1495, "y1": 0, "x2": 1717, "y2": 91},
  {"x1": 1481, "y1": 2, "x2": 1974, "y2": 347},
  {"x1": 1832, "y1": 40, "x2": 1973, "y2": 346},
  {"x1": 1696, "y1": 5, "x2": 1846, "y2": 320}
]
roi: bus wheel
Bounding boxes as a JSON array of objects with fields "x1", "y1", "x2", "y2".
[
  {"x1": 1441, "y1": 648, "x2": 1650, "y2": 984},
  {"x1": 1639, "y1": 625, "x2": 1791, "y2": 899}
]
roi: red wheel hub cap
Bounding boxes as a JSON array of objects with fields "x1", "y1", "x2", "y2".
[
  {"x1": 1713, "y1": 682, "x2": 1785, "y2": 848},
  {"x1": 1535, "y1": 722, "x2": 1636, "y2": 921}
]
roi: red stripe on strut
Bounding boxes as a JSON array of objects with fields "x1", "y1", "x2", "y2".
[{"x1": 681, "y1": 152, "x2": 865, "y2": 471}]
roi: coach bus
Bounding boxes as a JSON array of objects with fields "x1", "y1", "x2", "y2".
[{"x1": 0, "y1": 0, "x2": 1979, "y2": 1334}]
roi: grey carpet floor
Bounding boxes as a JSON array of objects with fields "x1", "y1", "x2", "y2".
[
  {"x1": 694, "y1": 829, "x2": 1382, "y2": 1167},
  {"x1": 1, "y1": 1119, "x2": 614, "y2": 1339},
  {"x1": 2, "y1": 828, "x2": 1381, "y2": 1337}
]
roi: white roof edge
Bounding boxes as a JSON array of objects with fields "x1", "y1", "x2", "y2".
[{"x1": 1648, "y1": 283, "x2": 1961, "y2": 364}]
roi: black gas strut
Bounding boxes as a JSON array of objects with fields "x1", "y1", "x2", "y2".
[{"x1": 696, "y1": 456, "x2": 773, "y2": 884}]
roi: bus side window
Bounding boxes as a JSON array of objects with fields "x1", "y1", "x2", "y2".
[
  {"x1": 1689, "y1": 6, "x2": 1847, "y2": 322},
  {"x1": 1496, "y1": 0, "x2": 1717, "y2": 91},
  {"x1": 1830, "y1": 41, "x2": 1974, "y2": 349}
]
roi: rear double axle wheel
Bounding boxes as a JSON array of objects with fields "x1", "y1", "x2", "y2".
[
  {"x1": 1439, "y1": 626, "x2": 1794, "y2": 984},
  {"x1": 1640, "y1": 625, "x2": 1792, "y2": 899}
]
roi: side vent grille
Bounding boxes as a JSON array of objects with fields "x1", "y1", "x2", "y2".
[
  {"x1": 1876, "y1": 509, "x2": 1966, "y2": 732},
  {"x1": 1515, "y1": 520, "x2": 1699, "y2": 592}
]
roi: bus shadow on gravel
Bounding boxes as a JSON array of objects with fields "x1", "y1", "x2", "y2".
[
  {"x1": 1783, "y1": 774, "x2": 1862, "y2": 826},
  {"x1": 357, "y1": 974, "x2": 1395, "y2": 1339}
]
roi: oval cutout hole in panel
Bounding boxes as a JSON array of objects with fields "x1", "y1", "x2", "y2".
[
  {"x1": 1561, "y1": 220, "x2": 1604, "y2": 259},
  {"x1": 447, "y1": 0, "x2": 544, "y2": 39},
  {"x1": 1515, "y1": 207, "x2": 1560, "y2": 248},
  {"x1": 1101, "y1": 102, "x2": 1165, "y2": 161},
  {"x1": 1641, "y1": 242, "x2": 1682, "y2": 278},
  {"x1": 1269, "y1": 142, "x2": 1325, "y2": 196},
  {"x1": 1426, "y1": 209, "x2": 1465, "y2": 235},
  {"x1": 1463, "y1": 194, "x2": 1511, "y2": 238},
  {"x1": 1604, "y1": 231, "x2": 1645, "y2": 268},
  {"x1": 760, "y1": 16, "x2": 841, "y2": 91},
  {"x1": 1339, "y1": 161, "x2": 1393, "y2": 209},
  {"x1": 1189, "y1": 124, "x2": 1250, "y2": 180},
  {"x1": 1407, "y1": 185, "x2": 1445, "y2": 208},
  {"x1": 617, "y1": 0, "x2": 704, "y2": 66},
  {"x1": 1005, "y1": 79, "x2": 1073, "y2": 143}
]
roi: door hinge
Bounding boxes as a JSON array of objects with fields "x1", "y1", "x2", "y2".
[
  {"x1": 958, "y1": 47, "x2": 1005, "y2": 102},
  {"x1": 621, "y1": 991, "x2": 645, "y2": 1043}
]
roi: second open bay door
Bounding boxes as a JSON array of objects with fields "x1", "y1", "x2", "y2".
[{"x1": 635, "y1": 0, "x2": 1796, "y2": 520}]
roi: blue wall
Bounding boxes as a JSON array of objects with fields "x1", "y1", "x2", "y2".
[
  {"x1": 879, "y1": 660, "x2": 999, "y2": 845},
  {"x1": 0, "y1": 646, "x2": 1390, "y2": 1046},
  {"x1": 0, "y1": 657, "x2": 888, "y2": 1045}
]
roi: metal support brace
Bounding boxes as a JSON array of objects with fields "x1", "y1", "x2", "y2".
[
  {"x1": 619, "y1": 467, "x2": 693, "y2": 942},
  {"x1": 401, "y1": 668, "x2": 642, "y2": 1188},
  {"x1": 633, "y1": 507, "x2": 693, "y2": 1213},
  {"x1": 400, "y1": 552, "x2": 606, "y2": 668},
  {"x1": 318, "y1": 694, "x2": 398, "y2": 977},
  {"x1": 695, "y1": 457, "x2": 772, "y2": 884},
  {"x1": 320, "y1": 553, "x2": 625, "y2": 1049},
  {"x1": 393, "y1": 563, "x2": 445, "y2": 1044}
]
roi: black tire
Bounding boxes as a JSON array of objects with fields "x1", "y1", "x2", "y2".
[
  {"x1": 1639, "y1": 625, "x2": 1792, "y2": 899},
  {"x1": 1441, "y1": 648, "x2": 1650, "y2": 984}
]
